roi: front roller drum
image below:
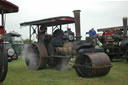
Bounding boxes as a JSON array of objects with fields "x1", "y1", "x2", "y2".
[
  {"x1": 25, "y1": 43, "x2": 48, "y2": 70},
  {"x1": 74, "y1": 52, "x2": 112, "y2": 77}
]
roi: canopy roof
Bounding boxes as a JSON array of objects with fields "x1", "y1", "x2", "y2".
[
  {"x1": 20, "y1": 16, "x2": 75, "y2": 27},
  {"x1": 0, "y1": 0, "x2": 19, "y2": 13},
  {"x1": 8, "y1": 31, "x2": 21, "y2": 36},
  {"x1": 97, "y1": 26, "x2": 128, "y2": 32}
]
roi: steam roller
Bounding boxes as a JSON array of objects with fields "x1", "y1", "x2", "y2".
[
  {"x1": 25, "y1": 42, "x2": 112, "y2": 77},
  {"x1": 21, "y1": 10, "x2": 112, "y2": 78}
]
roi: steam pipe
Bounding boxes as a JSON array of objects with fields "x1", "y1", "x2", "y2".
[
  {"x1": 73, "y1": 10, "x2": 81, "y2": 41},
  {"x1": 123, "y1": 17, "x2": 127, "y2": 37},
  {"x1": 0, "y1": 10, "x2": 4, "y2": 81},
  {"x1": 1, "y1": 11, "x2": 4, "y2": 26},
  {"x1": 29, "y1": 25, "x2": 31, "y2": 43}
]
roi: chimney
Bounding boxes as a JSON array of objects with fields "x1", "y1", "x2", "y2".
[
  {"x1": 73, "y1": 10, "x2": 81, "y2": 41},
  {"x1": 123, "y1": 17, "x2": 127, "y2": 37}
]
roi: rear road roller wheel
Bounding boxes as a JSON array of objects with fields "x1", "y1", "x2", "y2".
[
  {"x1": 124, "y1": 49, "x2": 128, "y2": 63},
  {"x1": 0, "y1": 48, "x2": 8, "y2": 82},
  {"x1": 24, "y1": 43, "x2": 48, "y2": 70},
  {"x1": 126, "y1": 58, "x2": 128, "y2": 63}
]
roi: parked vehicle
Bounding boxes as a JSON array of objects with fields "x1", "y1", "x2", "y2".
[
  {"x1": 4, "y1": 31, "x2": 24, "y2": 61},
  {"x1": 0, "y1": 0, "x2": 19, "y2": 82},
  {"x1": 97, "y1": 17, "x2": 128, "y2": 62}
]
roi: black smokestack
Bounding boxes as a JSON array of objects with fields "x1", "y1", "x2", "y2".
[
  {"x1": 123, "y1": 17, "x2": 127, "y2": 37},
  {"x1": 73, "y1": 10, "x2": 81, "y2": 41}
]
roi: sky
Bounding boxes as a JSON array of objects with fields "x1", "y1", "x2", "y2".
[{"x1": 2, "y1": 0, "x2": 128, "y2": 40}]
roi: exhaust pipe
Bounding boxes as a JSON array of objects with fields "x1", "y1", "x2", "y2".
[
  {"x1": 73, "y1": 10, "x2": 81, "y2": 41},
  {"x1": 123, "y1": 17, "x2": 127, "y2": 37}
]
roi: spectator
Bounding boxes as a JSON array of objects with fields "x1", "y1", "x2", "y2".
[
  {"x1": 88, "y1": 28, "x2": 97, "y2": 45},
  {"x1": 88, "y1": 28, "x2": 96, "y2": 36}
]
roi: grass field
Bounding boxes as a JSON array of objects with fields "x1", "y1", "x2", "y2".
[{"x1": 3, "y1": 59, "x2": 128, "y2": 85}]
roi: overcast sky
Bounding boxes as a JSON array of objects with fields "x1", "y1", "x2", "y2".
[{"x1": 3, "y1": 0, "x2": 128, "y2": 39}]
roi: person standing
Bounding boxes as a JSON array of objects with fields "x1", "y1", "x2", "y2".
[
  {"x1": 88, "y1": 28, "x2": 97, "y2": 45},
  {"x1": 88, "y1": 28, "x2": 96, "y2": 36}
]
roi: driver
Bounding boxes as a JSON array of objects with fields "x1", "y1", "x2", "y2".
[{"x1": 38, "y1": 25, "x2": 47, "y2": 43}]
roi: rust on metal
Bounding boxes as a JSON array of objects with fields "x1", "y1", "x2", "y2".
[
  {"x1": 25, "y1": 43, "x2": 48, "y2": 70},
  {"x1": 34, "y1": 43, "x2": 48, "y2": 69},
  {"x1": 85, "y1": 52, "x2": 112, "y2": 67},
  {"x1": 74, "y1": 52, "x2": 112, "y2": 77},
  {"x1": 123, "y1": 17, "x2": 127, "y2": 37},
  {"x1": 73, "y1": 10, "x2": 81, "y2": 41}
]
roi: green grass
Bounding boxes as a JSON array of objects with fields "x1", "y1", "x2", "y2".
[{"x1": 4, "y1": 59, "x2": 128, "y2": 85}]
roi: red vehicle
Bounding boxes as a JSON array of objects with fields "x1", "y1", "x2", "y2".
[
  {"x1": 98, "y1": 23, "x2": 128, "y2": 61},
  {"x1": 103, "y1": 30, "x2": 115, "y2": 36},
  {"x1": 0, "y1": 0, "x2": 18, "y2": 83}
]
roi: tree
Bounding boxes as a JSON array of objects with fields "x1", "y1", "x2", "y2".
[{"x1": 23, "y1": 39, "x2": 33, "y2": 44}]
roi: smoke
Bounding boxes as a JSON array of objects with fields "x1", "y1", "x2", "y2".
[{"x1": 22, "y1": 44, "x2": 40, "y2": 70}]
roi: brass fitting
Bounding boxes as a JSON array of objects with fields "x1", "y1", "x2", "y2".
[{"x1": 0, "y1": 34, "x2": 3, "y2": 39}]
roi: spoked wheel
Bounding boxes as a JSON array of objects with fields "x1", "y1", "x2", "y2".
[
  {"x1": 108, "y1": 55, "x2": 114, "y2": 62},
  {"x1": 0, "y1": 48, "x2": 8, "y2": 82},
  {"x1": 126, "y1": 58, "x2": 128, "y2": 62},
  {"x1": 24, "y1": 43, "x2": 48, "y2": 70},
  {"x1": 74, "y1": 52, "x2": 112, "y2": 78},
  {"x1": 124, "y1": 49, "x2": 128, "y2": 63}
]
